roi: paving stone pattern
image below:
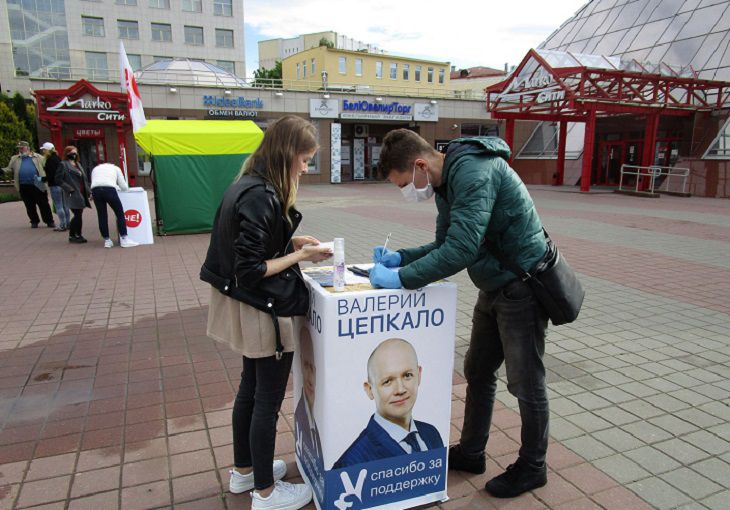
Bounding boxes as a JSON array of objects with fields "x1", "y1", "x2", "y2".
[{"x1": 0, "y1": 184, "x2": 728, "y2": 509}]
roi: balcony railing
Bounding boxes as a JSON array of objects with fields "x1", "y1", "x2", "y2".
[{"x1": 26, "y1": 66, "x2": 487, "y2": 101}]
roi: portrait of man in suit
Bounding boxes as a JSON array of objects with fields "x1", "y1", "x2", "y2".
[
  {"x1": 333, "y1": 337, "x2": 443, "y2": 469},
  {"x1": 295, "y1": 325, "x2": 323, "y2": 464}
]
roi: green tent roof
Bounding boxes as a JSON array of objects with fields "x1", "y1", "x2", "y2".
[{"x1": 134, "y1": 119, "x2": 263, "y2": 156}]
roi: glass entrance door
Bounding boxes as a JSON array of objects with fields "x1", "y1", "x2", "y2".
[{"x1": 598, "y1": 142, "x2": 623, "y2": 185}]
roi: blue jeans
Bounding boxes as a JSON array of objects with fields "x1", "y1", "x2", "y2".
[
  {"x1": 50, "y1": 186, "x2": 70, "y2": 228},
  {"x1": 233, "y1": 352, "x2": 293, "y2": 490},
  {"x1": 460, "y1": 279, "x2": 549, "y2": 467}
]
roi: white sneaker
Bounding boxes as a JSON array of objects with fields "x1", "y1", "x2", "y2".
[
  {"x1": 120, "y1": 236, "x2": 139, "y2": 248},
  {"x1": 104, "y1": 238, "x2": 113, "y2": 248},
  {"x1": 229, "y1": 459, "x2": 287, "y2": 494},
  {"x1": 251, "y1": 480, "x2": 312, "y2": 510}
]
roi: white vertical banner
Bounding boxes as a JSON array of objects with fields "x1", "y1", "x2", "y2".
[
  {"x1": 353, "y1": 138, "x2": 365, "y2": 180},
  {"x1": 330, "y1": 123, "x2": 341, "y2": 184},
  {"x1": 119, "y1": 40, "x2": 147, "y2": 132}
]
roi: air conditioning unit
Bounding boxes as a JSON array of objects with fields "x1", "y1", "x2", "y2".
[{"x1": 354, "y1": 124, "x2": 369, "y2": 137}]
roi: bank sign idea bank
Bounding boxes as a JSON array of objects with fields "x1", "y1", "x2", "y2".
[
  {"x1": 294, "y1": 277, "x2": 457, "y2": 510},
  {"x1": 203, "y1": 95, "x2": 263, "y2": 118}
]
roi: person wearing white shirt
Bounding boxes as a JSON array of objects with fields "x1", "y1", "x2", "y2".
[{"x1": 90, "y1": 163, "x2": 138, "y2": 248}]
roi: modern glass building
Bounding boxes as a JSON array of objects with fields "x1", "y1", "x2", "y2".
[{"x1": 504, "y1": 0, "x2": 730, "y2": 197}]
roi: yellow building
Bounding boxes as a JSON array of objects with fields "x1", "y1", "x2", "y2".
[
  {"x1": 281, "y1": 46, "x2": 451, "y2": 98},
  {"x1": 258, "y1": 31, "x2": 382, "y2": 71}
]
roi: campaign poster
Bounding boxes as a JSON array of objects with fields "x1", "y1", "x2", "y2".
[{"x1": 294, "y1": 278, "x2": 456, "y2": 510}]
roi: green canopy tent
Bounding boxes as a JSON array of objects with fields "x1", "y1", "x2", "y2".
[{"x1": 134, "y1": 119, "x2": 263, "y2": 234}]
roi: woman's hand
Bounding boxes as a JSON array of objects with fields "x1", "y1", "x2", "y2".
[
  {"x1": 292, "y1": 235, "x2": 320, "y2": 251},
  {"x1": 299, "y1": 244, "x2": 333, "y2": 263}
]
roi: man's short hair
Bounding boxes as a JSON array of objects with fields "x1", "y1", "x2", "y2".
[{"x1": 377, "y1": 129, "x2": 437, "y2": 180}]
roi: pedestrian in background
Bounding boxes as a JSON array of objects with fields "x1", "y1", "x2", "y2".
[
  {"x1": 40, "y1": 142, "x2": 69, "y2": 231},
  {"x1": 6, "y1": 141, "x2": 55, "y2": 228},
  {"x1": 56, "y1": 145, "x2": 91, "y2": 244},
  {"x1": 90, "y1": 162, "x2": 139, "y2": 248}
]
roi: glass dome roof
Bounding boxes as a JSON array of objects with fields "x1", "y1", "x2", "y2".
[{"x1": 135, "y1": 59, "x2": 247, "y2": 87}]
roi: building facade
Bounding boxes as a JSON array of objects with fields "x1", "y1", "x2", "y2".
[
  {"x1": 257, "y1": 30, "x2": 382, "y2": 72},
  {"x1": 506, "y1": 0, "x2": 730, "y2": 197},
  {"x1": 0, "y1": 0, "x2": 245, "y2": 96},
  {"x1": 281, "y1": 46, "x2": 451, "y2": 98}
]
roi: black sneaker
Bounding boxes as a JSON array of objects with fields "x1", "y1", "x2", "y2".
[
  {"x1": 484, "y1": 458, "x2": 547, "y2": 498},
  {"x1": 69, "y1": 235, "x2": 87, "y2": 244},
  {"x1": 31, "y1": 223, "x2": 38, "y2": 228},
  {"x1": 448, "y1": 444, "x2": 486, "y2": 474},
  {"x1": 46, "y1": 223, "x2": 56, "y2": 228}
]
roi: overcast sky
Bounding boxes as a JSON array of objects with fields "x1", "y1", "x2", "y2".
[{"x1": 243, "y1": 0, "x2": 588, "y2": 77}]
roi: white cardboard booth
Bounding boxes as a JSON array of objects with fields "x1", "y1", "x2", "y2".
[
  {"x1": 294, "y1": 269, "x2": 456, "y2": 510},
  {"x1": 118, "y1": 187, "x2": 154, "y2": 245}
]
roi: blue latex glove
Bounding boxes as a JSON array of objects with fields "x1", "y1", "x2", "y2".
[
  {"x1": 369, "y1": 263, "x2": 402, "y2": 289},
  {"x1": 372, "y1": 246, "x2": 401, "y2": 268}
]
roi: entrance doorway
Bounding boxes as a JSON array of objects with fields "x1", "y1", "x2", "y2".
[{"x1": 597, "y1": 140, "x2": 643, "y2": 186}]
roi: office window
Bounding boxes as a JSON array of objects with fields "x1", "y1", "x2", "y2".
[
  {"x1": 85, "y1": 51, "x2": 108, "y2": 79},
  {"x1": 303, "y1": 60, "x2": 307, "y2": 78},
  {"x1": 427, "y1": 67, "x2": 434, "y2": 83},
  {"x1": 149, "y1": 0, "x2": 169, "y2": 7},
  {"x1": 118, "y1": 20, "x2": 139, "y2": 39},
  {"x1": 127, "y1": 53, "x2": 142, "y2": 70},
  {"x1": 339, "y1": 56, "x2": 346, "y2": 74},
  {"x1": 151, "y1": 23, "x2": 172, "y2": 42},
  {"x1": 82, "y1": 16, "x2": 104, "y2": 37},
  {"x1": 116, "y1": 0, "x2": 137, "y2": 5},
  {"x1": 184, "y1": 25, "x2": 203, "y2": 45},
  {"x1": 389, "y1": 63, "x2": 397, "y2": 80},
  {"x1": 296, "y1": 63, "x2": 300, "y2": 80},
  {"x1": 214, "y1": 0, "x2": 232, "y2": 16},
  {"x1": 182, "y1": 0, "x2": 202, "y2": 12},
  {"x1": 355, "y1": 58, "x2": 362, "y2": 76},
  {"x1": 311, "y1": 58, "x2": 316, "y2": 76},
  {"x1": 216, "y1": 60, "x2": 235, "y2": 74},
  {"x1": 415, "y1": 65, "x2": 422, "y2": 81},
  {"x1": 375, "y1": 61, "x2": 382, "y2": 79},
  {"x1": 403, "y1": 63, "x2": 409, "y2": 80},
  {"x1": 439, "y1": 68, "x2": 445, "y2": 84},
  {"x1": 215, "y1": 28, "x2": 233, "y2": 48},
  {"x1": 153, "y1": 55, "x2": 170, "y2": 62}
]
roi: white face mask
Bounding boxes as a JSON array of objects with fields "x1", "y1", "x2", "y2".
[{"x1": 401, "y1": 165, "x2": 434, "y2": 202}]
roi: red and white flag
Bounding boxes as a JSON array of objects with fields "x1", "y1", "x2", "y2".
[{"x1": 119, "y1": 40, "x2": 146, "y2": 132}]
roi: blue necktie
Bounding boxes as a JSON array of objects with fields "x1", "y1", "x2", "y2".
[{"x1": 403, "y1": 431, "x2": 422, "y2": 452}]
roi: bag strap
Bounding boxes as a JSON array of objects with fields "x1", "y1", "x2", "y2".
[
  {"x1": 483, "y1": 227, "x2": 550, "y2": 282},
  {"x1": 266, "y1": 298, "x2": 284, "y2": 361}
]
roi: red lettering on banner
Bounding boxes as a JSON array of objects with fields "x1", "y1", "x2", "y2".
[{"x1": 125, "y1": 209, "x2": 142, "y2": 228}]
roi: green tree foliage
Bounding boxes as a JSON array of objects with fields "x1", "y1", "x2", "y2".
[
  {"x1": 252, "y1": 60, "x2": 283, "y2": 88},
  {"x1": 318, "y1": 37, "x2": 334, "y2": 48},
  {"x1": 0, "y1": 102, "x2": 33, "y2": 180}
]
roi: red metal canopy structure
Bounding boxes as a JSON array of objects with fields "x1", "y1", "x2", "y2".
[{"x1": 486, "y1": 49, "x2": 730, "y2": 191}]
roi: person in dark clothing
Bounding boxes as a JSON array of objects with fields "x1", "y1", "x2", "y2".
[
  {"x1": 40, "y1": 142, "x2": 69, "y2": 231},
  {"x1": 55, "y1": 146, "x2": 91, "y2": 243},
  {"x1": 370, "y1": 129, "x2": 550, "y2": 499},
  {"x1": 6, "y1": 141, "x2": 55, "y2": 228}
]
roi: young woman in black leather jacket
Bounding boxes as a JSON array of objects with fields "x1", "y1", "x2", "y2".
[{"x1": 201, "y1": 115, "x2": 331, "y2": 510}]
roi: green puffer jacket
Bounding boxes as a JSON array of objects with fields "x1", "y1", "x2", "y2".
[{"x1": 397, "y1": 137, "x2": 547, "y2": 291}]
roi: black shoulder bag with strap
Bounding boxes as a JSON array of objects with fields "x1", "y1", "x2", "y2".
[{"x1": 484, "y1": 229, "x2": 585, "y2": 326}]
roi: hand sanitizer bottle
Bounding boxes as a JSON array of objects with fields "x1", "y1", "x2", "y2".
[{"x1": 333, "y1": 238, "x2": 345, "y2": 292}]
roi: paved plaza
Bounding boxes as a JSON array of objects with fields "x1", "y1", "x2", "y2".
[{"x1": 0, "y1": 183, "x2": 728, "y2": 510}]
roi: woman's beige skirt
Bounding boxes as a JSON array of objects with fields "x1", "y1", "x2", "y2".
[{"x1": 207, "y1": 288, "x2": 298, "y2": 358}]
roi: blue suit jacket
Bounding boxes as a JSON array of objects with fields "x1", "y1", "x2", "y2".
[{"x1": 333, "y1": 415, "x2": 443, "y2": 469}]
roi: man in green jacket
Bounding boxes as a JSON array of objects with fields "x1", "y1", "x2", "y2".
[{"x1": 370, "y1": 129, "x2": 549, "y2": 498}]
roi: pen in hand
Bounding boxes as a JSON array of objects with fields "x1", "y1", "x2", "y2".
[{"x1": 382, "y1": 232, "x2": 392, "y2": 254}]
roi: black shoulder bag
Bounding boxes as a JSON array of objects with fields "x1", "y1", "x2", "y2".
[{"x1": 485, "y1": 229, "x2": 585, "y2": 326}]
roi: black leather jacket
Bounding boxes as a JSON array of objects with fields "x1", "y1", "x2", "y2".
[{"x1": 200, "y1": 172, "x2": 308, "y2": 318}]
